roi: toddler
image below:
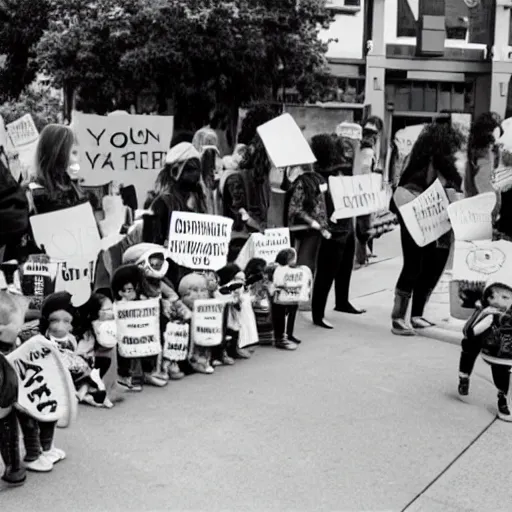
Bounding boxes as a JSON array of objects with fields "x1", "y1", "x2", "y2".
[{"x1": 458, "y1": 273, "x2": 512, "y2": 421}]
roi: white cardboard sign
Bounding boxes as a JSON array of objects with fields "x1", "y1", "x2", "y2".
[
  {"x1": 163, "y1": 322, "x2": 190, "y2": 361},
  {"x1": 273, "y1": 265, "x2": 313, "y2": 304},
  {"x1": 329, "y1": 173, "x2": 389, "y2": 220},
  {"x1": 257, "y1": 113, "x2": 316, "y2": 169},
  {"x1": 192, "y1": 299, "x2": 225, "y2": 347},
  {"x1": 235, "y1": 228, "x2": 291, "y2": 269},
  {"x1": 447, "y1": 192, "x2": 496, "y2": 241},
  {"x1": 6, "y1": 114, "x2": 39, "y2": 148},
  {"x1": 399, "y1": 179, "x2": 451, "y2": 247},
  {"x1": 115, "y1": 298, "x2": 162, "y2": 358},
  {"x1": 8, "y1": 336, "x2": 77, "y2": 426},
  {"x1": 168, "y1": 212, "x2": 233, "y2": 270}
]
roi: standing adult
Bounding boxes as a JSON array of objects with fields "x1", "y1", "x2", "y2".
[
  {"x1": 311, "y1": 134, "x2": 364, "y2": 329},
  {"x1": 391, "y1": 121, "x2": 463, "y2": 335},
  {"x1": 143, "y1": 142, "x2": 207, "y2": 287}
]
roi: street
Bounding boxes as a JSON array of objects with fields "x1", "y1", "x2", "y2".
[{"x1": 2, "y1": 230, "x2": 511, "y2": 512}]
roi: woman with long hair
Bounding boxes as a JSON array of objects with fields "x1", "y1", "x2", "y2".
[
  {"x1": 391, "y1": 121, "x2": 463, "y2": 336},
  {"x1": 28, "y1": 124, "x2": 86, "y2": 214}
]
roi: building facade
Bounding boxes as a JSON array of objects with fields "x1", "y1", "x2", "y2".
[{"x1": 321, "y1": 0, "x2": 512, "y2": 139}]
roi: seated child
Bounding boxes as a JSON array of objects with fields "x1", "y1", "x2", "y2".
[
  {"x1": 271, "y1": 249, "x2": 300, "y2": 351},
  {"x1": 39, "y1": 292, "x2": 111, "y2": 408},
  {"x1": 245, "y1": 258, "x2": 275, "y2": 346},
  {"x1": 0, "y1": 290, "x2": 28, "y2": 485},
  {"x1": 111, "y1": 264, "x2": 167, "y2": 389},
  {"x1": 458, "y1": 273, "x2": 512, "y2": 421}
]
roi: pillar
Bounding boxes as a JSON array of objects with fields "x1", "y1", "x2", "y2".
[
  {"x1": 490, "y1": 1, "x2": 512, "y2": 117},
  {"x1": 365, "y1": 0, "x2": 386, "y2": 122}
]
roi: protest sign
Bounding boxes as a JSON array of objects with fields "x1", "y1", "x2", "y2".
[
  {"x1": 73, "y1": 111, "x2": 174, "y2": 203},
  {"x1": 54, "y1": 258, "x2": 95, "y2": 307},
  {"x1": 192, "y1": 299, "x2": 224, "y2": 347},
  {"x1": 115, "y1": 298, "x2": 161, "y2": 358},
  {"x1": 168, "y1": 212, "x2": 233, "y2": 270},
  {"x1": 336, "y1": 122, "x2": 362, "y2": 141},
  {"x1": 6, "y1": 114, "x2": 39, "y2": 177},
  {"x1": 236, "y1": 228, "x2": 291, "y2": 269},
  {"x1": 452, "y1": 240, "x2": 512, "y2": 283},
  {"x1": 8, "y1": 336, "x2": 77, "y2": 426},
  {"x1": 329, "y1": 173, "x2": 388, "y2": 220},
  {"x1": 257, "y1": 113, "x2": 316, "y2": 168},
  {"x1": 273, "y1": 265, "x2": 312, "y2": 305},
  {"x1": 398, "y1": 179, "x2": 451, "y2": 247},
  {"x1": 447, "y1": 192, "x2": 496, "y2": 241},
  {"x1": 30, "y1": 202, "x2": 101, "y2": 261},
  {"x1": 19, "y1": 258, "x2": 58, "y2": 310},
  {"x1": 163, "y1": 322, "x2": 190, "y2": 361}
]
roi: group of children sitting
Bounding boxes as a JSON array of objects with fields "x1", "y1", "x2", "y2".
[{"x1": 0, "y1": 242, "x2": 307, "y2": 486}]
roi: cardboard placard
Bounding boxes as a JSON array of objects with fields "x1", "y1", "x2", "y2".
[
  {"x1": 257, "y1": 113, "x2": 316, "y2": 169},
  {"x1": 6, "y1": 114, "x2": 39, "y2": 148},
  {"x1": 273, "y1": 265, "x2": 312, "y2": 304},
  {"x1": 398, "y1": 179, "x2": 451, "y2": 247},
  {"x1": 19, "y1": 259, "x2": 58, "y2": 310},
  {"x1": 328, "y1": 173, "x2": 389, "y2": 220},
  {"x1": 163, "y1": 322, "x2": 190, "y2": 361},
  {"x1": 8, "y1": 336, "x2": 77, "y2": 426},
  {"x1": 168, "y1": 212, "x2": 233, "y2": 270},
  {"x1": 54, "y1": 258, "x2": 95, "y2": 307},
  {"x1": 192, "y1": 299, "x2": 224, "y2": 347},
  {"x1": 115, "y1": 298, "x2": 162, "y2": 358},
  {"x1": 235, "y1": 228, "x2": 291, "y2": 269},
  {"x1": 336, "y1": 122, "x2": 362, "y2": 141},
  {"x1": 447, "y1": 192, "x2": 496, "y2": 241},
  {"x1": 73, "y1": 111, "x2": 174, "y2": 204},
  {"x1": 30, "y1": 202, "x2": 101, "y2": 261}
]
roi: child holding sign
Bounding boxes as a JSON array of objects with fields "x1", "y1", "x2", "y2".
[{"x1": 271, "y1": 249, "x2": 300, "y2": 351}]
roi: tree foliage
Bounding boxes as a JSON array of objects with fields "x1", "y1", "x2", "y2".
[
  {"x1": 35, "y1": 0, "x2": 335, "y2": 121},
  {"x1": 0, "y1": 0, "x2": 51, "y2": 100}
]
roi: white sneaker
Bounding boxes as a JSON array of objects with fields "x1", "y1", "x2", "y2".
[
  {"x1": 43, "y1": 447, "x2": 66, "y2": 465},
  {"x1": 25, "y1": 454, "x2": 53, "y2": 472}
]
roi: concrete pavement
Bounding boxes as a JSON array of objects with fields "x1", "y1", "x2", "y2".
[{"x1": 1, "y1": 230, "x2": 510, "y2": 511}]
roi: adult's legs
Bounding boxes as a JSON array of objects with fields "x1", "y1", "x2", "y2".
[
  {"x1": 334, "y1": 229, "x2": 365, "y2": 315},
  {"x1": 312, "y1": 238, "x2": 344, "y2": 327}
]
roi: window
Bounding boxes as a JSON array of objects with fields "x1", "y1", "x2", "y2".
[{"x1": 325, "y1": 0, "x2": 361, "y2": 13}]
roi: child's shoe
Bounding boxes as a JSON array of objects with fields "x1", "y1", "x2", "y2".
[
  {"x1": 458, "y1": 375, "x2": 470, "y2": 396},
  {"x1": 143, "y1": 373, "x2": 168, "y2": 387},
  {"x1": 212, "y1": 359, "x2": 223, "y2": 367},
  {"x1": 236, "y1": 348, "x2": 251, "y2": 359},
  {"x1": 288, "y1": 335, "x2": 302, "y2": 345},
  {"x1": 102, "y1": 398, "x2": 114, "y2": 409},
  {"x1": 275, "y1": 339, "x2": 298, "y2": 351},
  {"x1": 168, "y1": 362, "x2": 185, "y2": 380},
  {"x1": 497, "y1": 392, "x2": 512, "y2": 422},
  {"x1": 190, "y1": 358, "x2": 214, "y2": 374},
  {"x1": 43, "y1": 447, "x2": 66, "y2": 465},
  {"x1": 117, "y1": 376, "x2": 142, "y2": 392},
  {"x1": 25, "y1": 455, "x2": 53, "y2": 472},
  {"x1": 221, "y1": 351, "x2": 235, "y2": 366}
]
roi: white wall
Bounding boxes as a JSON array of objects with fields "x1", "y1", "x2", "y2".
[
  {"x1": 319, "y1": 9, "x2": 365, "y2": 60},
  {"x1": 383, "y1": 0, "x2": 485, "y2": 50}
]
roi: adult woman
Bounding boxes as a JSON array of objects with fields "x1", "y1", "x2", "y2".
[
  {"x1": 284, "y1": 164, "x2": 330, "y2": 275},
  {"x1": 143, "y1": 142, "x2": 207, "y2": 286},
  {"x1": 28, "y1": 124, "x2": 88, "y2": 214},
  {"x1": 464, "y1": 112, "x2": 502, "y2": 198},
  {"x1": 391, "y1": 121, "x2": 463, "y2": 335},
  {"x1": 311, "y1": 134, "x2": 364, "y2": 329}
]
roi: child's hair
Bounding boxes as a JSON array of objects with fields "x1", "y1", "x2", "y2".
[
  {"x1": 39, "y1": 291, "x2": 75, "y2": 336},
  {"x1": 74, "y1": 292, "x2": 112, "y2": 339},
  {"x1": 275, "y1": 248, "x2": 297, "y2": 266},
  {"x1": 111, "y1": 264, "x2": 148, "y2": 301},
  {"x1": 217, "y1": 263, "x2": 242, "y2": 287},
  {"x1": 245, "y1": 258, "x2": 267, "y2": 285},
  {"x1": 458, "y1": 280, "x2": 485, "y2": 309}
]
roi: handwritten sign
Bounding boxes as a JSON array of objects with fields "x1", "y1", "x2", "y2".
[
  {"x1": 19, "y1": 259, "x2": 58, "y2": 310},
  {"x1": 257, "y1": 113, "x2": 316, "y2": 168},
  {"x1": 235, "y1": 228, "x2": 291, "y2": 269},
  {"x1": 8, "y1": 336, "x2": 77, "y2": 426},
  {"x1": 54, "y1": 258, "x2": 95, "y2": 307},
  {"x1": 6, "y1": 114, "x2": 39, "y2": 148},
  {"x1": 336, "y1": 122, "x2": 362, "y2": 141},
  {"x1": 273, "y1": 265, "x2": 312, "y2": 304},
  {"x1": 73, "y1": 111, "x2": 174, "y2": 203},
  {"x1": 453, "y1": 240, "x2": 512, "y2": 283},
  {"x1": 447, "y1": 192, "x2": 496, "y2": 241},
  {"x1": 192, "y1": 299, "x2": 224, "y2": 347},
  {"x1": 115, "y1": 298, "x2": 162, "y2": 358},
  {"x1": 329, "y1": 173, "x2": 389, "y2": 220},
  {"x1": 399, "y1": 179, "x2": 451, "y2": 247},
  {"x1": 168, "y1": 212, "x2": 233, "y2": 270},
  {"x1": 30, "y1": 202, "x2": 101, "y2": 261},
  {"x1": 163, "y1": 322, "x2": 190, "y2": 361}
]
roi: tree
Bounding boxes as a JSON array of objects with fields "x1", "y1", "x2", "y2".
[{"x1": 0, "y1": 0, "x2": 51, "y2": 100}]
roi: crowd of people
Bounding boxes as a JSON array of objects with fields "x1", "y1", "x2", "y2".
[{"x1": 1, "y1": 106, "x2": 512, "y2": 489}]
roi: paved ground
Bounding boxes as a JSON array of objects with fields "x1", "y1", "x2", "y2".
[{"x1": 2, "y1": 230, "x2": 510, "y2": 511}]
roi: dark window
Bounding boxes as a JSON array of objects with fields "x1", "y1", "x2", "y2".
[
  {"x1": 397, "y1": 0, "x2": 416, "y2": 37},
  {"x1": 344, "y1": 0, "x2": 361, "y2": 6}
]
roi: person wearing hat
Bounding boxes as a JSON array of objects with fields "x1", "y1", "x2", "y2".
[{"x1": 143, "y1": 142, "x2": 208, "y2": 287}]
